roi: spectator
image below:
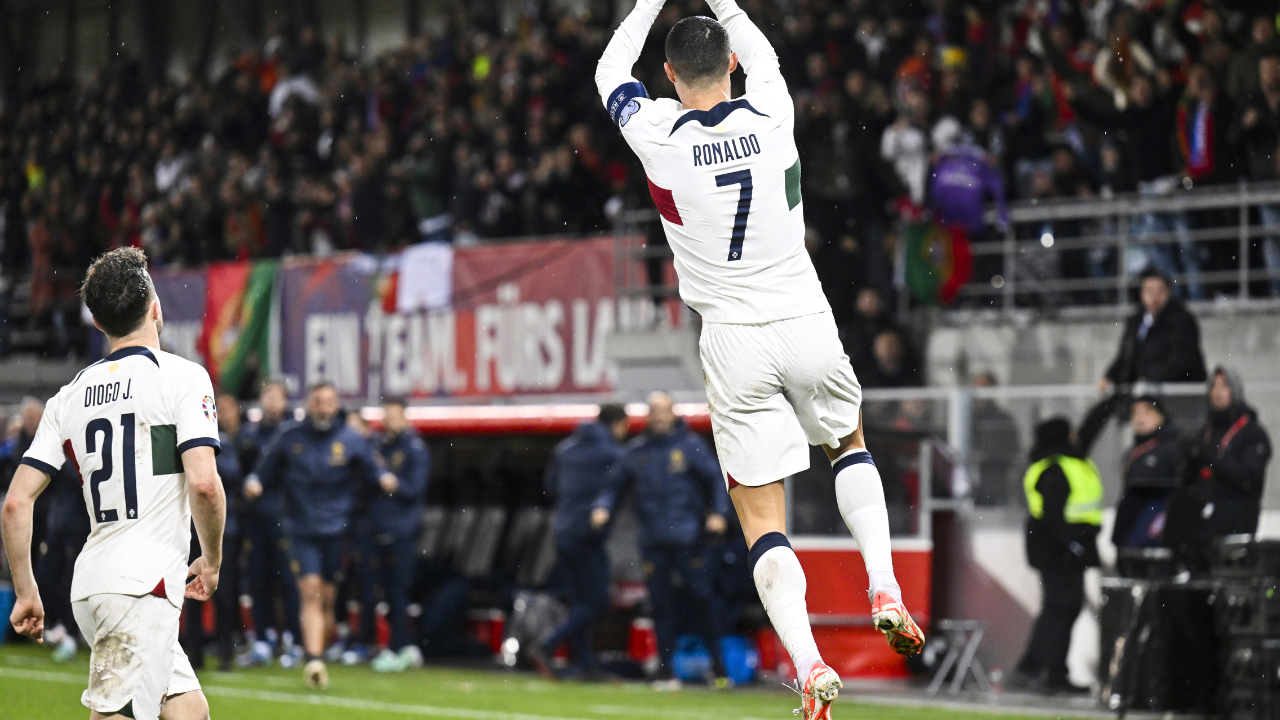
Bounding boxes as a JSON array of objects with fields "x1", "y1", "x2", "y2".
[
  {"x1": 840, "y1": 287, "x2": 895, "y2": 374},
  {"x1": 528, "y1": 404, "x2": 629, "y2": 681},
  {"x1": 1102, "y1": 270, "x2": 1207, "y2": 390},
  {"x1": 595, "y1": 392, "x2": 731, "y2": 689},
  {"x1": 970, "y1": 372, "x2": 1020, "y2": 506},
  {"x1": 1232, "y1": 45, "x2": 1280, "y2": 296},
  {"x1": 928, "y1": 116, "x2": 1008, "y2": 234},
  {"x1": 1011, "y1": 417, "x2": 1101, "y2": 695},
  {"x1": 1227, "y1": 17, "x2": 1279, "y2": 102},
  {"x1": 857, "y1": 329, "x2": 922, "y2": 388}
]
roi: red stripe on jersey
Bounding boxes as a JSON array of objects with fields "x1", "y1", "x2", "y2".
[
  {"x1": 63, "y1": 439, "x2": 81, "y2": 484},
  {"x1": 151, "y1": 579, "x2": 166, "y2": 598},
  {"x1": 726, "y1": 473, "x2": 739, "y2": 489},
  {"x1": 646, "y1": 178, "x2": 683, "y2": 225}
]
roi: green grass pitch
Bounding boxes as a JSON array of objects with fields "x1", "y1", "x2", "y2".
[{"x1": 0, "y1": 642, "x2": 1047, "y2": 720}]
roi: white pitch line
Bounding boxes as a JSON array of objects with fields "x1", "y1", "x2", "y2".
[{"x1": 0, "y1": 666, "x2": 599, "y2": 720}]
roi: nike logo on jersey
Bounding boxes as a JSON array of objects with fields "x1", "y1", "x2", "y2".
[{"x1": 693, "y1": 134, "x2": 762, "y2": 167}]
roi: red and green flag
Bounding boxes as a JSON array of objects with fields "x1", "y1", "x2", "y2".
[
  {"x1": 904, "y1": 221, "x2": 973, "y2": 306},
  {"x1": 198, "y1": 260, "x2": 278, "y2": 393}
]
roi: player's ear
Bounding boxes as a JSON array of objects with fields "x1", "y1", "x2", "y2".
[
  {"x1": 664, "y1": 62, "x2": 677, "y2": 85},
  {"x1": 728, "y1": 52, "x2": 738, "y2": 74}
]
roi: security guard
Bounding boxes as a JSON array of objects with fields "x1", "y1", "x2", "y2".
[
  {"x1": 250, "y1": 381, "x2": 395, "y2": 689},
  {"x1": 238, "y1": 380, "x2": 303, "y2": 665},
  {"x1": 595, "y1": 392, "x2": 732, "y2": 688},
  {"x1": 1013, "y1": 417, "x2": 1101, "y2": 695},
  {"x1": 527, "y1": 404, "x2": 630, "y2": 680},
  {"x1": 355, "y1": 397, "x2": 430, "y2": 673}
]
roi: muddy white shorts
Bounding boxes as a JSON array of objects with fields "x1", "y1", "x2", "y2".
[
  {"x1": 700, "y1": 311, "x2": 862, "y2": 488},
  {"x1": 72, "y1": 593, "x2": 201, "y2": 720}
]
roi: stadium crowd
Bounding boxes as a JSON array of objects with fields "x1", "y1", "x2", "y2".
[{"x1": 3, "y1": 0, "x2": 1280, "y2": 357}]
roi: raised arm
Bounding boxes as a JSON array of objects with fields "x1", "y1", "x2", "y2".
[
  {"x1": 704, "y1": 0, "x2": 784, "y2": 93},
  {"x1": 596, "y1": 0, "x2": 664, "y2": 123}
]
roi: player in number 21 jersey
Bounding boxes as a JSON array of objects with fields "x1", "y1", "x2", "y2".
[
  {"x1": 597, "y1": 2, "x2": 923, "y2": 717},
  {"x1": 3, "y1": 247, "x2": 226, "y2": 720}
]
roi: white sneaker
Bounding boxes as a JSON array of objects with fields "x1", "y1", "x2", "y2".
[
  {"x1": 52, "y1": 636, "x2": 77, "y2": 663},
  {"x1": 399, "y1": 644, "x2": 424, "y2": 668}
]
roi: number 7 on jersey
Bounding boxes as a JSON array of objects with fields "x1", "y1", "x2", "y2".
[{"x1": 716, "y1": 169, "x2": 752, "y2": 261}]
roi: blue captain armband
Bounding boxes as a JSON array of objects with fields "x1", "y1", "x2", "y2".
[{"x1": 606, "y1": 81, "x2": 649, "y2": 127}]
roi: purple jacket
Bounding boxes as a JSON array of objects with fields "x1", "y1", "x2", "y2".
[{"x1": 928, "y1": 147, "x2": 1008, "y2": 233}]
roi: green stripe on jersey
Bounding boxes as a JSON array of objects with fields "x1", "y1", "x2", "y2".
[
  {"x1": 785, "y1": 158, "x2": 802, "y2": 210},
  {"x1": 151, "y1": 424, "x2": 183, "y2": 475}
]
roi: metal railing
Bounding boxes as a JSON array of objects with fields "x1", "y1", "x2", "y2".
[{"x1": 951, "y1": 181, "x2": 1280, "y2": 312}]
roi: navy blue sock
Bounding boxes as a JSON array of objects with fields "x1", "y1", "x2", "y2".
[
  {"x1": 831, "y1": 449, "x2": 874, "y2": 476},
  {"x1": 748, "y1": 531, "x2": 792, "y2": 574}
]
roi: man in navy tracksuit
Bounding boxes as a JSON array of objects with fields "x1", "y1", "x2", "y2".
[
  {"x1": 596, "y1": 392, "x2": 732, "y2": 686},
  {"x1": 355, "y1": 398, "x2": 430, "y2": 673},
  {"x1": 250, "y1": 381, "x2": 393, "y2": 689},
  {"x1": 238, "y1": 380, "x2": 302, "y2": 666},
  {"x1": 527, "y1": 404, "x2": 630, "y2": 679}
]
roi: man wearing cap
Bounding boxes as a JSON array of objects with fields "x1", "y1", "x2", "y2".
[{"x1": 1012, "y1": 417, "x2": 1102, "y2": 695}]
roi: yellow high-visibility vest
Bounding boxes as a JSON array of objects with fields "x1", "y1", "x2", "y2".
[{"x1": 1023, "y1": 455, "x2": 1104, "y2": 526}]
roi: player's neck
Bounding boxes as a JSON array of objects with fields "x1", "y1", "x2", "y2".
[
  {"x1": 678, "y1": 84, "x2": 733, "y2": 112},
  {"x1": 107, "y1": 323, "x2": 160, "y2": 356}
]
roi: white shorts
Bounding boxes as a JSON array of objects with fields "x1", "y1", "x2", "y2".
[
  {"x1": 72, "y1": 594, "x2": 201, "y2": 720},
  {"x1": 700, "y1": 311, "x2": 862, "y2": 487}
]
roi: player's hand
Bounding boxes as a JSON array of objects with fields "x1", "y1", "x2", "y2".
[
  {"x1": 10, "y1": 593, "x2": 45, "y2": 643},
  {"x1": 705, "y1": 513, "x2": 727, "y2": 535},
  {"x1": 244, "y1": 477, "x2": 263, "y2": 499},
  {"x1": 185, "y1": 556, "x2": 221, "y2": 601},
  {"x1": 379, "y1": 473, "x2": 400, "y2": 494},
  {"x1": 590, "y1": 507, "x2": 610, "y2": 529}
]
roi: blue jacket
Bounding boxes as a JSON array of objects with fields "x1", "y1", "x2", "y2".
[
  {"x1": 597, "y1": 421, "x2": 730, "y2": 548},
  {"x1": 252, "y1": 418, "x2": 382, "y2": 537},
  {"x1": 237, "y1": 418, "x2": 292, "y2": 519},
  {"x1": 363, "y1": 429, "x2": 431, "y2": 538},
  {"x1": 545, "y1": 421, "x2": 624, "y2": 544},
  {"x1": 217, "y1": 430, "x2": 244, "y2": 537}
]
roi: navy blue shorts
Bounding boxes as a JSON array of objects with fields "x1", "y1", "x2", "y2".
[{"x1": 288, "y1": 534, "x2": 347, "y2": 584}]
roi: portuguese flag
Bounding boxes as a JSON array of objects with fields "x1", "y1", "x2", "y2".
[
  {"x1": 198, "y1": 260, "x2": 278, "y2": 393},
  {"x1": 904, "y1": 221, "x2": 973, "y2": 306}
]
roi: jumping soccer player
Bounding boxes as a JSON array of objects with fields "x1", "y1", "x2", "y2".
[
  {"x1": 4, "y1": 247, "x2": 226, "y2": 720},
  {"x1": 596, "y1": 2, "x2": 924, "y2": 717}
]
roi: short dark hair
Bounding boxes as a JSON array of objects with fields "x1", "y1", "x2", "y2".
[
  {"x1": 598, "y1": 403, "x2": 628, "y2": 426},
  {"x1": 308, "y1": 380, "x2": 336, "y2": 396},
  {"x1": 381, "y1": 396, "x2": 408, "y2": 409},
  {"x1": 81, "y1": 247, "x2": 155, "y2": 338},
  {"x1": 1139, "y1": 267, "x2": 1172, "y2": 289},
  {"x1": 665, "y1": 16, "x2": 732, "y2": 87}
]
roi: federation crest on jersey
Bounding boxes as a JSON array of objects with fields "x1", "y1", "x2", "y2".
[
  {"x1": 202, "y1": 396, "x2": 217, "y2": 423},
  {"x1": 619, "y1": 99, "x2": 640, "y2": 127}
]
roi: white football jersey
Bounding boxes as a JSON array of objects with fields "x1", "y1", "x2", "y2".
[
  {"x1": 22, "y1": 345, "x2": 220, "y2": 608},
  {"x1": 597, "y1": 0, "x2": 830, "y2": 324}
]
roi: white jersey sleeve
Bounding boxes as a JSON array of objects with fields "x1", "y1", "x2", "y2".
[
  {"x1": 21, "y1": 394, "x2": 66, "y2": 476},
  {"x1": 598, "y1": 0, "x2": 829, "y2": 324},
  {"x1": 173, "y1": 363, "x2": 220, "y2": 453}
]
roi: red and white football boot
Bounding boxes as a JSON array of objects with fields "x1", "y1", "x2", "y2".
[
  {"x1": 871, "y1": 591, "x2": 925, "y2": 656},
  {"x1": 793, "y1": 662, "x2": 842, "y2": 720}
]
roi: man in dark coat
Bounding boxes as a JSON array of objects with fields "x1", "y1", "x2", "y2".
[
  {"x1": 526, "y1": 404, "x2": 630, "y2": 680},
  {"x1": 1013, "y1": 418, "x2": 1102, "y2": 695},
  {"x1": 1102, "y1": 271, "x2": 1207, "y2": 389},
  {"x1": 595, "y1": 392, "x2": 732, "y2": 687}
]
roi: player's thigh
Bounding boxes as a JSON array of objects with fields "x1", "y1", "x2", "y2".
[
  {"x1": 77, "y1": 594, "x2": 181, "y2": 720},
  {"x1": 161, "y1": 636, "x2": 206, "y2": 720},
  {"x1": 699, "y1": 322, "x2": 810, "y2": 487},
  {"x1": 778, "y1": 313, "x2": 863, "y2": 449}
]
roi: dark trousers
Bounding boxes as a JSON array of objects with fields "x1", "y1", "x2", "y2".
[
  {"x1": 244, "y1": 516, "x2": 300, "y2": 639},
  {"x1": 643, "y1": 542, "x2": 724, "y2": 676},
  {"x1": 355, "y1": 533, "x2": 417, "y2": 651},
  {"x1": 541, "y1": 540, "x2": 610, "y2": 669},
  {"x1": 35, "y1": 516, "x2": 88, "y2": 633},
  {"x1": 1017, "y1": 566, "x2": 1085, "y2": 684}
]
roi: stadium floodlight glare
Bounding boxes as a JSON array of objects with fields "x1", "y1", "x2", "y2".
[{"x1": 1040, "y1": 232, "x2": 1054, "y2": 248}]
